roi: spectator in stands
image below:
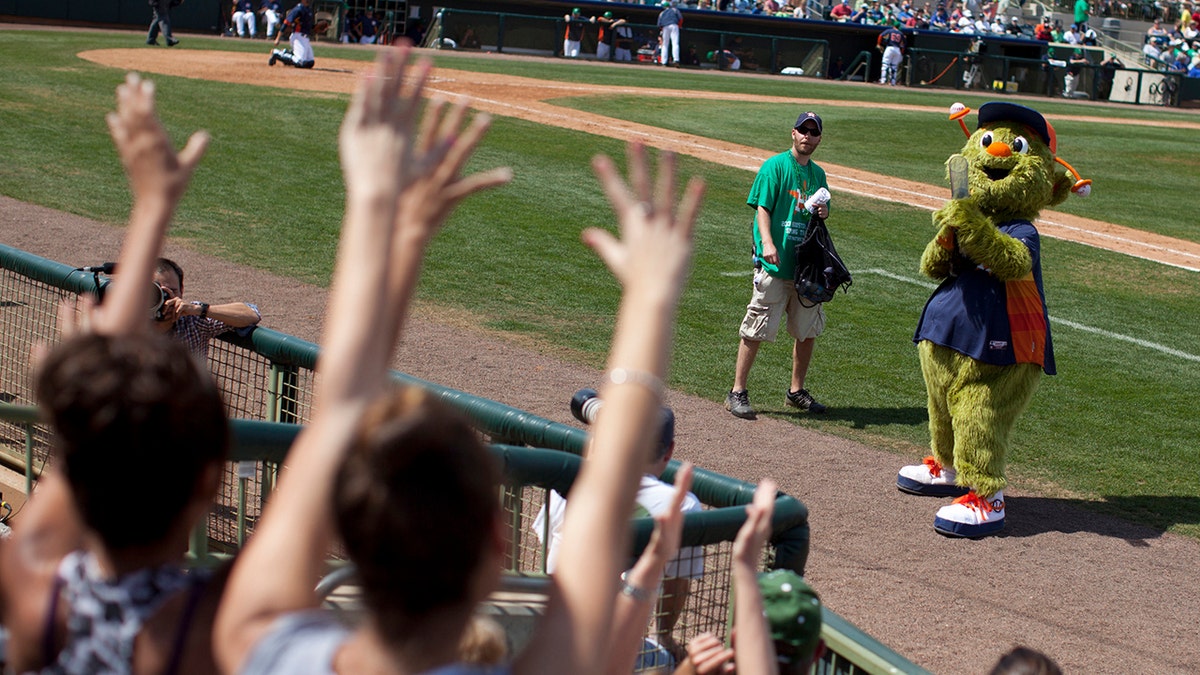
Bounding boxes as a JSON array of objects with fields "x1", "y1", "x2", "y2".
[
  {"x1": 1074, "y1": 0, "x2": 1091, "y2": 31},
  {"x1": 1082, "y1": 25, "x2": 1100, "y2": 43},
  {"x1": 152, "y1": 257, "x2": 261, "y2": 359},
  {"x1": 1035, "y1": 15, "x2": 1053, "y2": 40},
  {"x1": 931, "y1": 4, "x2": 951, "y2": 29},
  {"x1": 213, "y1": 46, "x2": 706, "y2": 675},
  {"x1": 1147, "y1": 17, "x2": 1169, "y2": 40},
  {"x1": 1006, "y1": 15, "x2": 1025, "y2": 35},
  {"x1": 831, "y1": 0, "x2": 854, "y2": 20},
  {"x1": 671, "y1": 481, "x2": 826, "y2": 675},
  {"x1": 1063, "y1": 23, "x2": 1084, "y2": 43},
  {"x1": 0, "y1": 71, "x2": 230, "y2": 675}
]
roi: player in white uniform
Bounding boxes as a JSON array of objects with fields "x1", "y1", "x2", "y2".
[{"x1": 269, "y1": 0, "x2": 315, "y2": 69}]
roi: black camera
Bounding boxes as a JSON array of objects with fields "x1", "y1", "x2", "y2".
[
  {"x1": 570, "y1": 388, "x2": 675, "y2": 452},
  {"x1": 87, "y1": 265, "x2": 171, "y2": 321}
]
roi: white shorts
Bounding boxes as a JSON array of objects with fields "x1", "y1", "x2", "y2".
[{"x1": 739, "y1": 269, "x2": 825, "y2": 342}]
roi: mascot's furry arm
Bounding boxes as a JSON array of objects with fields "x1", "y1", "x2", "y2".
[{"x1": 927, "y1": 198, "x2": 1032, "y2": 282}]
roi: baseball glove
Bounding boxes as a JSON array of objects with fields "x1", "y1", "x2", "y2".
[{"x1": 314, "y1": 18, "x2": 331, "y2": 34}]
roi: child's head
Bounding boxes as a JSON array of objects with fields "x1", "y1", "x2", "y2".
[{"x1": 757, "y1": 570, "x2": 824, "y2": 672}]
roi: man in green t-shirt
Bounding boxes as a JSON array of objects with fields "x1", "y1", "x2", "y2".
[
  {"x1": 1073, "y1": 0, "x2": 1089, "y2": 31},
  {"x1": 725, "y1": 111, "x2": 831, "y2": 419}
]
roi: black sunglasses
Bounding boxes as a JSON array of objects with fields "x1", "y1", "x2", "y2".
[{"x1": 795, "y1": 126, "x2": 822, "y2": 137}]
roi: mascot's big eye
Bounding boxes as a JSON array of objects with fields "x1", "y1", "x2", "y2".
[
  {"x1": 980, "y1": 132, "x2": 994, "y2": 148},
  {"x1": 1011, "y1": 136, "x2": 1030, "y2": 154}
]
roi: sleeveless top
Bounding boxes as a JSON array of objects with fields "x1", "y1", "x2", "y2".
[{"x1": 40, "y1": 551, "x2": 210, "y2": 675}]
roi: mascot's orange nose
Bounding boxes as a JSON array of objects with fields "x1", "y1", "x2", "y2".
[{"x1": 986, "y1": 142, "x2": 1012, "y2": 157}]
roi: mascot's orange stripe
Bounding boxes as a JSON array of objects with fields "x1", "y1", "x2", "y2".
[{"x1": 1006, "y1": 275, "x2": 1046, "y2": 367}]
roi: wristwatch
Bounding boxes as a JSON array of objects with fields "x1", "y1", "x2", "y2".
[{"x1": 198, "y1": 302, "x2": 210, "y2": 320}]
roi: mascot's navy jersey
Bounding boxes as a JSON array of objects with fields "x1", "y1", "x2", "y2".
[{"x1": 914, "y1": 220, "x2": 1056, "y2": 375}]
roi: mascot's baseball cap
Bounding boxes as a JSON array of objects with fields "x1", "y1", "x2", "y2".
[
  {"x1": 794, "y1": 111, "x2": 823, "y2": 134},
  {"x1": 758, "y1": 570, "x2": 823, "y2": 665},
  {"x1": 977, "y1": 101, "x2": 1052, "y2": 151},
  {"x1": 960, "y1": 101, "x2": 1091, "y2": 196}
]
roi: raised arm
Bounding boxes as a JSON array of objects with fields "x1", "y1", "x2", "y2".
[
  {"x1": 214, "y1": 47, "x2": 510, "y2": 675},
  {"x1": 731, "y1": 480, "x2": 780, "y2": 675},
  {"x1": 95, "y1": 73, "x2": 209, "y2": 336},
  {"x1": 515, "y1": 145, "x2": 704, "y2": 675},
  {"x1": 606, "y1": 462, "x2": 694, "y2": 675}
]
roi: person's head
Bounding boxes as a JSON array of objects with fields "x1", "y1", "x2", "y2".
[
  {"x1": 791, "y1": 111, "x2": 823, "y2": 158},
  {"x1": 154, "y1": 257, "x2": 184, "y2": 299},
  {"x1": 988, "y1": 646, "x2": 1063, "y2": 675},
  {"x1": 334, "y1": 387, "x2": 503, "y2": 644},
  {"x1": 36, "y1": 332, "x2": 228, "y2": 550},
  {"x1": 757, "y1": 570, "x2": 825, "y2": 673},
  {"x1": 604, "y1": 10, "x2": 614, "y2": 18}
]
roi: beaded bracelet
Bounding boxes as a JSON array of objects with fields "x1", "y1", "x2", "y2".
[{"x1": 605, "y1": 367, "x2": 664, "y2": 397}]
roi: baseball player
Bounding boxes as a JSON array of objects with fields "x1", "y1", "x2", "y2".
[
  {"x1": 260, "y1": 0, "x2": 282, "y2": 39},
  {"x1": 562, "y1": 8, "x2": 592, "y2": 58},
  {"x1": 595, "y1": 11, "x2": 626, "y2": 61},
  {"x1": 233, "y1": 0, "x2": 257, "y2": 38},
  {"x1": 877, "y1": 25, "x2": 906, "y2": 85},
  {"x1": 614, "y1": 20, "x2": 634, "y2": 62},
  {"x1": 269, "y1": 0, "x2": 315, "y2": 68},
  {"x1": 657, "y1": 0, "x2": 682, "y2": 66}
]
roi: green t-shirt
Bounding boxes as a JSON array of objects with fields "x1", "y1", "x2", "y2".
[
  {"x1": 746, "y1": 150, "x2": 830, "y2": 280},
  {"x1": 1073, "y1": 0, "x2": 1088, "y2": 24}
]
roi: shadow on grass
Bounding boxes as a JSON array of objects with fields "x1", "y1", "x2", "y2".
[
  {"x1": 1000, "y1": 495, "x2": 1200, "y2": 545},
  {"x1": 771, "y1": 405, "x2": 927, "y2": 429}
]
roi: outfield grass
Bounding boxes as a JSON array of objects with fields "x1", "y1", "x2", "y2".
[{"x1": 2, "y1": 29, "x2": 1198, "y2": 537}]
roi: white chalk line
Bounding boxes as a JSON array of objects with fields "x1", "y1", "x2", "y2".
[
  {"x1": 855, "y1": 268, "x2": 1200, "y2": 363},
  {"x1": 719, "y1": 267, "x2": 1199, "y2": 362},
  {"x1": 446, "y1": 91, "x2": 1200, "y2": 273}
]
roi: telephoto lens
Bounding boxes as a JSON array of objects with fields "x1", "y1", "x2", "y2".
[{"x1": 570, "y1": 388, "x2": 603, "y2": 425}]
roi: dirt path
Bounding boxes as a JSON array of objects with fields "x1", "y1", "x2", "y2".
[
  {"x1": 6, "y1": 44, "x2": 1200, "y2": 673},
  {"x1": 78, "y1": 48, "x2": 1200, "y2": 272}
]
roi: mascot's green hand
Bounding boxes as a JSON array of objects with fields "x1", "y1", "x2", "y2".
[{"x1": 920, "y1": 222, "x2": 957, "y2": 280}]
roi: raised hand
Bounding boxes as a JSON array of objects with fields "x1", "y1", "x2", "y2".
[
  {"x1": 584, "y1": 143, "x2": 704, "y2": 299},
  {"x1": 93, "y1": 72, "x2": 208, "y2": 336},
  {"x1": 732, "y1": 479, "x2": 777, "y2": 568}
]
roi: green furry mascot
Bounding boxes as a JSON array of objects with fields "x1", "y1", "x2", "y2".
[{"x1": 897, "y1": 102, "x2": 1090, "y2": 538}]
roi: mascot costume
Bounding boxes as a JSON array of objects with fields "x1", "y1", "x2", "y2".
[{"x1": 897, "y1": 102, "x2": 1091, "y2": 538}]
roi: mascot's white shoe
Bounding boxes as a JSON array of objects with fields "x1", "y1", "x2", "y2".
[
  {"x1": 897, "y1": 457, "x2": 970, "y2": 497},
  {"x1": 934, "y1": 490, "x2": 1005, "y2": 538}
]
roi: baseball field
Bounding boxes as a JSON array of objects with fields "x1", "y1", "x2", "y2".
[{"x1": 2, "y1": 26, "x2": 1199, "y2": 673}]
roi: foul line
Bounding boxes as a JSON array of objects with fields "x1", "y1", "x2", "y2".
[{"x1": 853, "y1": 268, "x2": 1200, "y2": 363}]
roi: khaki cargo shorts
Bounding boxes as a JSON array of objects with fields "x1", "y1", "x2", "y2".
[{"x1": 739, "y1": 268, "x2": 825, "y2": 342}]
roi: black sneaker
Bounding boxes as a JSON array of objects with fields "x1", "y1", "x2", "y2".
[
  {"x1": 785, "y1": 388, "x2": 827, "y2": 414},
  {"x1": 725, "y1": 389, "x2": 755, "y2": 419},
  {"x1": 146, "y1": 38, "x2": 159, "y2": 45},
  {"x1": 268, "y1": 52, "x2": 278, "y2": 66},
  {"x1": 166, "y1": 38, "x2": 179, "y2": 47}
]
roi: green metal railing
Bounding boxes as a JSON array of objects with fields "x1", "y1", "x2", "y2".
[{"x1": 0, "y1": 242, "x2": 928, "y2": 674}]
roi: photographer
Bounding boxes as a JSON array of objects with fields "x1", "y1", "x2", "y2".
[
  {"x1": 533, "y1": 390, "x2": 705, "y2": 665},
  {"x1": 153, "y1": 257, "x2": 260, "y2": 359}
]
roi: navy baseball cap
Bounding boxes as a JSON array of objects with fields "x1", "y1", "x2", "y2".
[
  {"x1": 794, "y1": 112, "x2": 823, "y2": 133},
  {"x1": 976, "y1": 102, "x2": 1051, "y2": 149}
]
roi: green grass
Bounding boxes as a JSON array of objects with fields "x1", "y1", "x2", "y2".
[{"x1": 2, "y1": 28, "x2": 1199, "y2": 538}]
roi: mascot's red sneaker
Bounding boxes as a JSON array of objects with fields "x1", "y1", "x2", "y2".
[
  {"x1": 934, "y1": 490, "x2": 1005, "y2": 538},
  {"x1": 897, "y1": 456, "x2": 970, "y2": 497}
]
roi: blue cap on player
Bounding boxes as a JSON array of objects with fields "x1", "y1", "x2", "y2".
[{"x1": 794, "y1": 111, "x2": 822, "y2": 134}]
